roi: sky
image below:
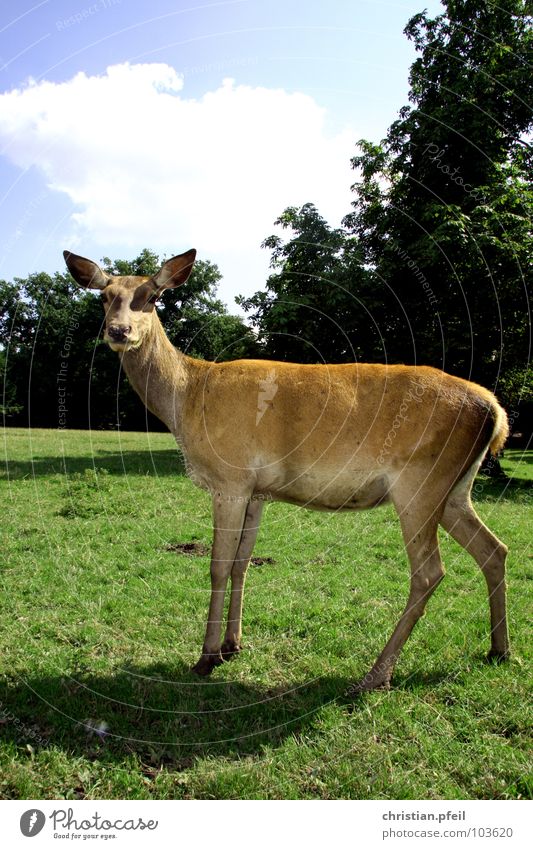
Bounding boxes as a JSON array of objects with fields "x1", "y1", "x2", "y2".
[{"x1": 0, "y1": 0, "x2": 444, "y2": 308}]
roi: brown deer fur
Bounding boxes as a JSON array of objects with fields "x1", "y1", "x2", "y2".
[{"x1": 64, "y1": 248, "x2": 510, "y2": 690}]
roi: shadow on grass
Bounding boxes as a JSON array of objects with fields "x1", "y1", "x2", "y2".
[
  {"x1": 0, "y1": 664, "x2": 351, "y2": 768},
  {"x1": 472, "y1": 473, "x2": 533, "y2": 503},
  {"x1": 2, "y1": 450, "x2": 186, "y2": 479},
  {"x1": 389, "y1": 668, "x2": 464, "y2": 690},
  {"x1": 508, "y1": 449, "x2": 533, "y2": 464}
]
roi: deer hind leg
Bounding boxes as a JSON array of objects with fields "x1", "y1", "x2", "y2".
[
  {"x1": 350, "y1": 488, "x2": 445, "y2": 693},
  {"x1": 221, "y1": 499, "x2": 264, "y2": 661},
  {"x1": 192, "y1": 496, "x2": 249, "y2": 676},
  {"x1": 441, "y1": 475, "x2": 509, "y2": 661}
]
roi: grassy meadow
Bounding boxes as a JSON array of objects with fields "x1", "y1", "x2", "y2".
[{"x1": 0, "y1": 426, "x2": 531, "y2": 799}]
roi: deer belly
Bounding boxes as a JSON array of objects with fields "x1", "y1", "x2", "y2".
[{"x1": 258, "y1": 469, "x2": 390, "y2": 511}]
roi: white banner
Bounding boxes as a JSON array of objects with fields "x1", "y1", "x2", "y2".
[{"x1": 0, "y1": 799, "x2": 531, "y2": 848}]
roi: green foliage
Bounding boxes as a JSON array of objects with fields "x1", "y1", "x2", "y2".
[
  {"x1": 0, "y1": 270, "x2": 110, "y2": 429},
  {"x1": 240, "y1": 2, "x2": 532, "y2": 423},
  {"x1": 157, "y1": 259, "x2": 258, "y2": 361},
  {"x1": 343, "y1": 0, "x2": 533, "y2": 396},
  {"x1": 238, "y1": 204, "x2": 379, "y2": 363},
  {"x1": 499, "y1": 365, "x2": 533, "y2": 407},
  {"x1": 0, "y1": 249, "x2": 257, "y2": 430},
  {"x1": 101, "y1": 248, "x2": 161, "y2": 278}
]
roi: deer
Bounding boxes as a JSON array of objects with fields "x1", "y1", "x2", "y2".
[{"x1": 63, "y1": 247, "x2": 510, "y2": 692}]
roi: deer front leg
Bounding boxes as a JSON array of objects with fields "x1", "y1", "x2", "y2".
[
  {"x1": 192, "y1": 496, "x2": 249, "y2": 676},
  {"x1": 221, "y1": 499, "x2": 264, "y2": 661}
]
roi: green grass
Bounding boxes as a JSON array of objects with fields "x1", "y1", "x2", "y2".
[{"x1": 1, "y1": 427, "x2": 531, "y2": 800}]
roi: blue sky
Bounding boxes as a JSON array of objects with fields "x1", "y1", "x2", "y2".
[{"x1": 0, "y1": 0, "x2": 444, "y2": 306}]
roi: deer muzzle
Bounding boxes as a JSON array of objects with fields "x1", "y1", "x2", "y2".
[{"x1": 107, "y1": 324, "x2": 132, "y2": 343}]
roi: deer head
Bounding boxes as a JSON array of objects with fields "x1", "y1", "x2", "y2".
[{"x1": 63, "y1": 249, "x2": 196, "y2": 351}]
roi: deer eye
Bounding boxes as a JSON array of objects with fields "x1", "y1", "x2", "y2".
[{"x1": 130, "y1": 286, "x2": 157, "y2": 311}]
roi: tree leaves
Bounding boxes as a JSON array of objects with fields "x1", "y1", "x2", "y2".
[{"x1": 0, "y1": 250, "x2": 257, "y2": 429}]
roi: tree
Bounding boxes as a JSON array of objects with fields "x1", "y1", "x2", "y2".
[
  {"x1": 157, "y1": 258, "x2": 258, "y2": 362},
  {"x1": 343, "y1": 0, "x2": 533, "y2": 406},
  {"x1": 1, "y1": 250, "x2": 258, "y2": 430},
  {"x1": 0, "y1": 270, "x2": 103, "y2": 429},
  {"x1": 238, "y1": 203, "x2": 378, "y2": 363}
]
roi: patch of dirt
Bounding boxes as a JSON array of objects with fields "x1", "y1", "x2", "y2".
[
  {"x1": 163, "y1": 542, "x2": 210, "y2": 556},
  {"x1": 163, "y1": 542, "x2": 275, "y2": 566},
  {"x1": 250, "y1": 556, "x2": 276, "y2": 566}
]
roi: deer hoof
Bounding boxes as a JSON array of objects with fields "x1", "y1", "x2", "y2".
[
  {"x1": 191, "y1": 652, "x2": 223, "y2": 676},
  {"x1": 220, "y1": 639, "x2": 241, "y2": 661},
  {"x1": 486, "y1": 648, "x2": 510, "y2": 664}
]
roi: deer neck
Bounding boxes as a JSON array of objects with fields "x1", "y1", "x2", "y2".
[{"x1": 119, "y1": 312, "x2": 190, "y2": 435}]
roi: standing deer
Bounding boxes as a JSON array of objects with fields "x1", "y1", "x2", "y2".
[{"x1": 64, "y1": 248, "x2": 510, "y2": 691}]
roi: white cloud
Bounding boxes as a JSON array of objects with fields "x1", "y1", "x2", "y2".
[{"x1": 0, "y1": 63, "x2": 356, "y2": 305}]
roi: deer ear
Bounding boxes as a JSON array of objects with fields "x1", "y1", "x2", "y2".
[
  {"x1": 150, "y1": 249, "x2": 196, "y2": 291},
  {"x1": 63, "y1": 251, "x2": 109, "y2": 290}
]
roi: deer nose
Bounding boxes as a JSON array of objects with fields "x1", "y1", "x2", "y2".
[{"x1": 107, "y1": 324, "x2": 131, "y2": 342}]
